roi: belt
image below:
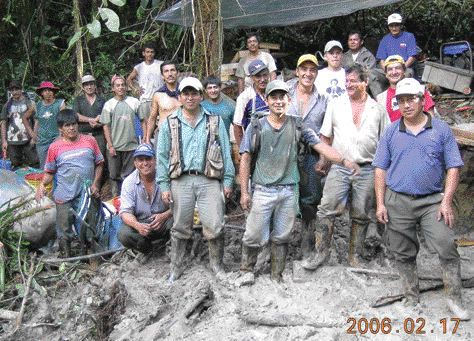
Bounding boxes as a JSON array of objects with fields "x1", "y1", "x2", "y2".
[
  {"x1": 357, "y1": 162, "x2": 372, "y2": 167},
  {"x1": 184, "y1": 170, "x2": 203, "y2": 175},
  {"x1": 393, "y1": 190, "x2": 439, "y2": 199}
]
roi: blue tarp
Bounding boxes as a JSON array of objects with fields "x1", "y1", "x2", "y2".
[{"x1": 156, "y1": 0, "x2": 403, "y2": 29}]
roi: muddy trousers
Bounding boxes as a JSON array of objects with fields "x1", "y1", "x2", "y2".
[{"x1": 118, "y1": 218, "x2": 172, "y2": 254}]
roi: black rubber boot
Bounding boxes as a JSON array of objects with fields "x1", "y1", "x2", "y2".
[
  {"x1": 302, "y1": 217, "x2": 333, "y2": 270},
  {"x1": 348, "y1": 220, "x2": 368, "y2": 267},
  {"x1": 58, "y1": 238, "x2": 71, "y2": 258},
  {"x1": 440, "y1": 258, "x2": 471, "y2": 320},
  {"x1": 300, "y1": 219, "x2": 316, "y2": 259},
  {"x1": 271, "y1": 243, "x2": 288, "y2": 282},
  {"x1": 393, "y1": 260, "x2": 419, "y2": 306},
  {"x1": 208, "y1": 234, "x2": 225, "y2": 274},
  {"x1": 168, "y1": 237, "x2": 188, "y2": 283}
]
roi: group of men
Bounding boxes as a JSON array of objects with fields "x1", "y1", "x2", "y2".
[{"x1": 0, "y1": 12, "x2": 469, "y2": 320}]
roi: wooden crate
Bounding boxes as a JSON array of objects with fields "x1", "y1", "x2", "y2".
[{"x1": 422, "y1": 61, "x2": 473, "y2": 94}]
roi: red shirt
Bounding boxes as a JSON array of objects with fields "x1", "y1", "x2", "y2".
[{"x1": 385, "y1": 87, "x2": 435, "y2": 122}]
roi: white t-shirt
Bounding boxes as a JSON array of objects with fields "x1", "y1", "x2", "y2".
[
  {"x1": 134, "y1": 60, "x2": 164, "y2": 102},
  {"x1": 315, "y1": 68, "x2": 346, "y2": 101},
  {"x1": 235, "y1": 51, "x2": 277, "y2": 89}
]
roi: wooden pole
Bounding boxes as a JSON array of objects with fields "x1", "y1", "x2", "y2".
[{"x1": 73, "y1": 0, "x2": 84, "y2": 95}]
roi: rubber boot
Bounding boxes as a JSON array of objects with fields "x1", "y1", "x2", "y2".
[
  {"x1": 271, "y1": 243, "x2": 288, "y2": 282},
  {"x1": 440, "y1": 258, "x2": 471, "y2": 321},
  {"x1": 208, "y1": 235, "x2": 225, "y2": 274},
  {"x1": 348, "y1": 220, "x2": 368, "y2": 267},
  {"x1": 168, "y1": 237, "x2": 188, "y2": 283},
  {"x1": 240, "y1": 245, "x2": 259, "y2": 272},
  {"x1": 302, "y1": 217, "x2": 333, "y2": 270},
  {"x1": 393, "y1": 260, "x2": 419, "y2": 306},
  {"x1": 58, "y1": 238, "x2": 71, "y2": 258},
  {"x1": 300, "y1": 219, "x2": 316, "y2": 259}
]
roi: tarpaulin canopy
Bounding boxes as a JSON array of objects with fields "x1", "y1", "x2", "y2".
[{"x1": 156, "y1": 0, "x2": 402, "y2": 29}]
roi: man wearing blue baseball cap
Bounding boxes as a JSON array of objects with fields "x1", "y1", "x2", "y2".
[{"x1": 118, "y1": 143, "x2": 173, "y2": 264}]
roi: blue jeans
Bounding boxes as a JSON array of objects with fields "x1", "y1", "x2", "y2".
[
  {"x1": 242, "y1": 184, "x2": 298, "y2": 248},
  {"x1": 170, "y1": 175, "x2": 225, "y2": 240},
  {"x1": 317, "y1": 164, "x2": 375, "y2": 224},
  {"x1": 36, "y1": 142, "x2": 51, "y2": 170}
]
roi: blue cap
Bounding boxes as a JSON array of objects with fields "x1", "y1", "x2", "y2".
[
  {"x1": 248, "y1": 59, "x2": 268, "y2": 76},
  {"x1": 133, "y1": 143, "x2": 155, "y2": 158}
]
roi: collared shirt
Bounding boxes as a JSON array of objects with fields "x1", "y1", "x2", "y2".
[
  {"x1": 373, "y1": 114, "x2": 464, "y2": 195},
  {"x1": 72, "y1": 94, "x2": 106, "y2": 133},
  {"x1": 119, "y1": 169, "x2": 168, "y2": 222},
  {"x1": 320, "y1": 95, "x2": 390, "y2": 163},
  {"x1": 342, "y1": 47, "x2": 377, "y2": 69},
  {"x1": 156, "y1": 106, "x2": 235, "y2": 191}
]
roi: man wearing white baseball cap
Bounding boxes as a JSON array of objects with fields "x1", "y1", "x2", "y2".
[
  {"x1": 373, "y1": 78, "x2": 469, "y2": 320},
  {"x1": 315, "y1": 40, "x2": 346, "y2": 101},
  {"x1": 376, "y1": 13, "x2": 417, "y2": 76},
  {"x1": 156, "y1": 77, "x2": 235, "y2": 283}
]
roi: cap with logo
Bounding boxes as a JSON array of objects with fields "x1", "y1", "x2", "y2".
[
  {"x1": 133, "y1": 143, "x2": 155, "y2": 158},
  {"x1": 248, "y1": 59, "x2": 269, "y2": 76},
  {"x1": 297, "y1": 54, "x2": 319, "y2": 67},
  {"x1": 265, "y1": 80, "x2": 289, "y2": 97},
  {"x1": 387, "y1": 13, "x2": 403, "y2": 25},
  {"x1": 82, "y1": 75, "x2": 96, "y2": 84},
  {"x1": 395, "y1": 78, "x2": 424, "y2": 97},
  {"x1": 324, "y1": 40, "x2": 343, "y2": 53},
  {"x1": 178, "y1": 77, "x2": 203, "y2": 92},
  {"x1": 384, "y1": 55, "x2": 405, "y2": 69}
]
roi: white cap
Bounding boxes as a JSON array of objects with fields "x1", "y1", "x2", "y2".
[
  {"x1": 395, "y1": 78, "x2": 424, "y2": 97},
  {"x1": 178, "y1": 77, "x2": 203, "y2": 92},
  {"x1": 81, "y1": 75, "x2": 96, "y2": 84},
  {"x1": 324, "y1": 40, "x2": 343, "y2": 53},
  {"x1": 387, "y1": 13, "x2": 403, "y2": 25}
]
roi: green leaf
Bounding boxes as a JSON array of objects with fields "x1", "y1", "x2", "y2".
[
  {"x1": 59, "y1": 262, "x2": 67, "y2": 273},
  {"x1": 87, "y1": 19, "x2": 102, "y2": 38},
  {"x1": 99, "y1": 8, "x2": 120, "y2": 33},
  {"x1": 109, "y1": 0, "x2": 127, "y2": 6},
  {"x1": 68, "y1": 31, "x2": 82, "y2": 49},
  {"x1": 15, "y1": 283, "x2": 25, "y2": 297},
  {"x1": 122, "y1": 31, "x2": 138, "y2": 37},
  {"x1": 140, "y1": 0, "x2": 150, "y2": 8}
]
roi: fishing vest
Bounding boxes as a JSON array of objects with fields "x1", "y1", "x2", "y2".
[{"x1": 168, "y1": 113, "x2": 224, "y2": 180}]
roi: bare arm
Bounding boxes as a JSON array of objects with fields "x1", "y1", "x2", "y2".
[
  {"x1": 1, "y1": 120, "x2": 7, "y2": 156},
  {"x1": 103, "y1": 124, "x2": 116, "y2": 156},
  {"x1": 237, "y1": 78, "x2": 245, "y2": 94},
  {"x1": 405, "y1": 56, "x2": 416, "y2": 68},
  {"x1": 90, "y1": 162, "x2": 104, "y2": 197},
  {"x1": 239, "y1": 152, "x2": 252, "y2": 210},
  {"x1": 437, "y1": 167, "x2": 460, "y2": 228},
  {"x1": 269, "y1": 71, "x2": 277, "y2": 81},
  {"x1": 22, "y1": 106, "x2": 35, "y2": 138},
  {"x1": 126, "y1": 68, "x2": 142, "y2": 97},
  {"x1": 374, "y1": 168, "x2": 389, "y2": 224},
  {"x1": 312, "y1": 142, "x2": 360, "y2": 175},
  {"x1": 35, "y1": 172, "x2": 54, "y2": 201},
  {"x1": 145, "y1": 94, "x2": 159, "y2": 144},
  {"x1": 233, "y1": 124, "x2": 244, "y2": 149}
]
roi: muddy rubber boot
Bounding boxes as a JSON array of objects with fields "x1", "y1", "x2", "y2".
[
  {"x1": 271, "y1": 243, "x2": 288, "y2": 282},
  {"x1": 168, "y1": 237, "x2": 188, "y2": 284},
  {"x1": 208, "y1": 235, "x2": 225, "y2": 275},
  {"x1": 348, "y1": 221, "x2": 368, "y2": 267},
  {"x1": 300, "y1": 219, "x2": 316, "y2": 259},
  {"x1": 440, "y1": 259, "x2": 471, "y2": 321},
  {"x1": 393, "y1": 260, "x2": 419, "y2": 306},
  {"x1": 237, "y1": 245, "x2": 259, "y2": 286},
  {"x1": 58, "y1": 238, "x2": 71, "y2": 258},
  {"x1": 302, "y1": 217, "x2": 333, "y2": 270}
]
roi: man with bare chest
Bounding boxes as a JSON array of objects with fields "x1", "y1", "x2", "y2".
[
  {"x1": 303, "y1": 64, "x2": 390, "y2": 270},
  {"x1": 145, "y1": 61, "x2": 181, "y2": 144},
  {"x1": 286, "y1": 54, "x2": 328, "y2": 257}
]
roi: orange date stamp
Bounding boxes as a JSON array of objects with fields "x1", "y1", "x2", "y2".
[{"x1": 346, "y1": 317, "x2": 462, "y2": 335}]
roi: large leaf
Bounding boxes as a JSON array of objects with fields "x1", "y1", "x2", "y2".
[
  {"x1": 109, "y1": 0, "x2": 127, "y2": 6},
  {"x1": 68, "y1": 30, "x2": 82, "y2": 49},
  {"x1": 99, "y1": 8, "x2": 120, "y2": 32},
  {"x1": 87, "y1": 19, "x2": 102, "y2": 38},
  {"x1": 140, "y1": 0, "x2": 149, "y2": 8}
]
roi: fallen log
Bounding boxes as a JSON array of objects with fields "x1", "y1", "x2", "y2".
[
  {"x1": 184, "y1": 284, "x2": 213, "y2": 319},
  {"x1": 371, "y1": 277, "x2": 474, "y2": 308},
  {"x1": 347, "y1": 267, "x2": 473, "y2": 281},
  {"x1": 238, "y1": 311, "x2": 340, "y2": 328},
  {"x1": 0, "y1": 309, "x2": 19, "y2": 320},
  {"x1": 42, "y1": 247, "x2": 125, "y2": 263}
]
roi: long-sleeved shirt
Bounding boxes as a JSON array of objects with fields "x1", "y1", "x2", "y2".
[{"x1": 156, "y1": 106, "x2": 235, "y2": 191}]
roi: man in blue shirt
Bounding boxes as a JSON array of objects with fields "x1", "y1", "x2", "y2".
[
  {"x1": 373, "y1": 78, "x2": 469, "y2": 320},
  {"x1": 376, "y1": 13, "x2": 417, "y2": 77},
  {"x1": 156, "y1": 77, "x2": 235, "y2": 282}
]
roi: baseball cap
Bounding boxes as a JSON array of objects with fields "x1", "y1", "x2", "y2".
[
  {"x1": 248, "y1": 59, "x2": 269, "y2": 76},
  {"x1": 384, "y1": 55, "x2": 405, "y2": 69},
  {"x1": 178, "y1": 77, "x2": 203, "y2": 92},
  {"x1": 395, "y1": 78, "x2": 424, "y2": 97},
  {"x1": 133, "y1": 143, "x2": 155, "y2": 158},
  {"x1": 387, "y1": 13, "x2": 403, "y2": 25},
  {"x1": 297, "y1": 54, "x2": 319, "y2": 67},
  {"x1": 265, "y1": 80, "x2": 289, "y2": 97},
  {"x1": 324, "y1": 40, "x2": 343, "y2": 53},
  {"x1": 82, "y1": 75, "x2": 96, "y2": 84}
]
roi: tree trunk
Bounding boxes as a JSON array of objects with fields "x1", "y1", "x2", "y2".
[
  {"x1": 191, "y1": 0, "x2": 222, "y2": 79},
  {"x1": 73, "y1": 0, "x2": 84, "y2": 95}
]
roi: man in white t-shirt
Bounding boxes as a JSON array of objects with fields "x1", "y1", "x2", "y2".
[
  {"x1": 315, "y1": 40, "x2": 346, "y2": 101},
  {"x1": 127, "y1": 43, "x2": 164, "y2": 120},
  {"x1": 235, "y1": 32, "x2": 277, "y2": 94}
]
